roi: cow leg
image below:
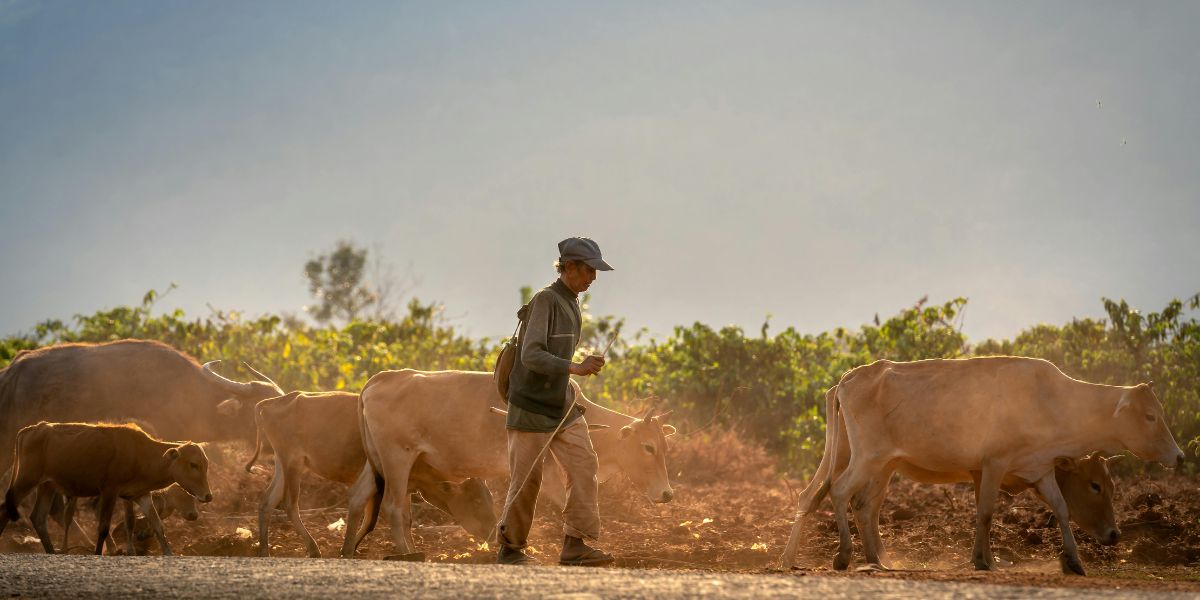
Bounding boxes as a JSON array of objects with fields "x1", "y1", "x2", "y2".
[
  {"x1": 379, "y1": 452, "x2": 418, "y2": 555},
  {"x1": 30, "y1": 485, "x2": 56, "y2": 554},
  {"x1": 135, "y1": 495, "x2": 172, "y2": 556},
  {"x1": 93, "y1": 494, "x2": 117, "y2": 556},
  {"x1": 829, "y1": 454, "x2": 888, "y2": 571},
  {"x1": 971, "y1": 465, "x2": 1003, "y2": 571},
  {"x1": 282, "y1": 466, "x2": 321, "y2": 558},
  {"x1": 61, "y1": 496, "x2": 77, "y2": 553},
  {"x1": 256, "y1": 458, "x2": 289, "y2": 558},
  {"x1": 856, "y1": 466, "x2": 896, "y2": 569},
  {"x1": 123, "y1": 499, "x2": 140, "y2": 556},
  {"x1": 1034, "y1": 474, "x2": 1085, "y2": 575}
]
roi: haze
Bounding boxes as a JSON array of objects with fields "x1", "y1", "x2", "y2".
[{"x1": 2, "y1": 1, "x2": 1197, "y2": 342}]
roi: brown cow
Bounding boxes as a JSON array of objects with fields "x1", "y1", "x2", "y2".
[
  {"x1": 341, "y1": 370, "x2": 676, "y2": 558},
  {"x1": 0, "y1": 422, "x2": 212, "y2": 555},
  {"x1": 60, "y1": 482, "x2": 201, "y2": 555},
  {"x1": 780, "y1": 386, "x2": 1122, "y2": 570},
  {"x1": 0, "y1": 340, "x2": 283, "y2": 482},
  {"x1": 784, "y1": 357, "x2": 1182, "y2": 575},
  {"x1": 243, "y1": 391, "x2": 496, "y2": 558}
]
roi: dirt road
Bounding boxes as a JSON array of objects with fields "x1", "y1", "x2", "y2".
[{"x1": 0, "y1": 554, "x2": 1191, "y2": 599}]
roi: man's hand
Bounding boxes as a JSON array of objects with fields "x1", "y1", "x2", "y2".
[{"x1": 569, "y1": 355, "x2": 606, "y2": 376}]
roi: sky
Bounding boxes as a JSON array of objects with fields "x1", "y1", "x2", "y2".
[{"x1": 1, "y1": 1, "x2": 1198, "y2": 343}]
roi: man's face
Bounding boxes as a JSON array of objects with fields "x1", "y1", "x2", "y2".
[{"x1": 562, "y1": 261, "x2": 597, "y2": 294}]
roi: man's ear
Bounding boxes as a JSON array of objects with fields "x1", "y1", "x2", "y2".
[
  {"x1": 216, "y1": 398, "x2": 242, "y2": 417},
  {"x1": 661, "y1": 424, "x2": 677, "y2": 437},
  {"x1": 619, "y1": 425, "x2": 634, "y2": 440},
  {"x1": 1054, "y1": 456, "x2": 1077, "y2": 472}
]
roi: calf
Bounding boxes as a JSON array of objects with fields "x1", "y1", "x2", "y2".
[
  {"x1": 0, "y1": 422, "x2": 212, "y2": 555},
  {"x1": 244, "y1": 391, "x2": 496, "y2": 558},
  {"x1": 60, "y1": 483, "x2": 201, "y2": 555}
]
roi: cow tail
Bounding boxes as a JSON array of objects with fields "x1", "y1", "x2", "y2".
[
  {"x1": 243, "y1": 399, "x2": 271, "y2": 473},
  {"x1": 4, "y1": 424, "x2": 38, "y2": 520}
]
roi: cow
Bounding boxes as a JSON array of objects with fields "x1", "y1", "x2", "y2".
[
  {"x1": 340, "y1": 369, "x2": 676, "y2": 558},
  {"x1": 780, "y1": 385, "x2": 1123, "y2": 571},
  {"x1": 0, "y1": 422, "x2": 213, "y2": 555},
  {"x1": 0, "y1": 340, "x2": 283, "y2": 479},
  {"x1": 782, "y1": 357, "x2": 1183, "y2": 576},
  {"x1": 0, "y1": 341, "x2": 278, "y2": 544},
  {"x1": 242, "y1": 390, "x2": 497, "y2": 558},
  {"x1": 57, "y1": 482, "x2": 201, "y2": 555}
]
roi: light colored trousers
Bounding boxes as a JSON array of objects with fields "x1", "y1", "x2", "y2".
[{"x1": 498, "y1": 418, "x2": 601, "y2": 548}]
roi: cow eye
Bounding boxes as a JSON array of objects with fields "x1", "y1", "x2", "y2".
[
  {"x1": 1090, "y1": 482, "x2": 1101, "y2": 493},
  {"x1": 642, "y1": 443, "x2": 656, "y2": 455},
  {"x1": 1144, "y1": 414, "x2": 1156, "y2": 423}
]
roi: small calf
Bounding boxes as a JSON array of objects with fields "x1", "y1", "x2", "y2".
[{"x1": 0, "y1": 422, "x2": 212, "y2": 555}]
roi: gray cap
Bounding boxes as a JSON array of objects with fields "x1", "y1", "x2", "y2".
[{"x1": 558, "y1": 237, "x2": 614, "y2": 271}]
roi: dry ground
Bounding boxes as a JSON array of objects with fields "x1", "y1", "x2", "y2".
[{"x1": 4, "y1": 429, "x2": 1199, "y2": 593}]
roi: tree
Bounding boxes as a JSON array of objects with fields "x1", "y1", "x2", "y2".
[{"x1": 304, "y1": 241, "x2": 376, "y2": 324}]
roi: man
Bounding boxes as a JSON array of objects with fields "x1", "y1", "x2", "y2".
[{"x1": 497, "y1": 237, "x2": 615, "y2": 566}]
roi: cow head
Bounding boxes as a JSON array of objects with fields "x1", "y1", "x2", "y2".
[
  {"x1": 1112, "y1": 383, "x2": 1185, "y2": 468},
  {"x1": 1055, "y1": 453, "x2": 1120, "y2": 545},
  {"x1": 614, "y1": 408, "x2": 677, "y2": 504},
  {"x1": 202, "y1": 360, "x2": 285, "y2": 442},
  {"x1": 156, "y1": 483, "x2": 201, "y2": 521},
  {"x1": 418, "y1": 478, "x2": 497, "y2": 542},
  {"x1": 164, "y1": 442, "x2": 213, "y2": 504}
]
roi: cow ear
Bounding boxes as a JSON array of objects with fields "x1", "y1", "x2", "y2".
[
  {"x1": 661, "y1": 424, "x2": 677, "y2": 437},
  {"x1": 1054, "y1": 456, "x2": 1077, "y2": 471},
  {"x1": 619, "y1": 425, "x2": 634, "y2": 440},
  {"x1": 1103, "y1": 454, "x2": 1125, "y2": 467},
  {"x1": 164, "y1": 447, "x2": 180, "y2": 461},
  {"x1": 1113, "y1": 392, "x2": 1133, "y2": 418},
  {"x1": 216, "y1": 398, "x2": 242, "y2": 417}
]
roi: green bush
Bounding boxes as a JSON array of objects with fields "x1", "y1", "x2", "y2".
[{"x1": 3, "y1": 290, "x2": 1197, "y2": 478}]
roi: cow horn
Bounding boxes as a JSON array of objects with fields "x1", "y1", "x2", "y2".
[
  {"x1": 654, "y1": 409, "x2": 674, "y2": 421},
  {"x1": 201, "y1": 360, "x2": 252, "y2": 395},
  {"x1": 241, "y1": 361, "x2": 283, "y2": 394}
]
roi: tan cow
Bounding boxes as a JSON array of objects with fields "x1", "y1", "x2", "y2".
[
  {"x1": 784, "y1": 357, "x2": 1182, "y2": 575},
  {"x1": 0, "y1": 422, "x2": 212, "y2": 555},
  {"x1": 780, "y1": 385, "x2": 1122, "y2": 571},
  {"x1": 340, "y1": 370, "x2": 676, "y2": 558},
  {"x1": 243, "y1": 390, "x2": 497, "y2": 558},
  {"x1": 59, "y1": 482, "x2": 201, "y2": 555}
]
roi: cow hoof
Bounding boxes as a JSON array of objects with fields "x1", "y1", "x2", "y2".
[
  {"x1": 855, "y1": 563, "x2": 888, "y2": 573},
  {"x1": 1060, "y1": 554, "x2": 1085, "y2": 576},
  {"x1": 832, "y1": 552, "x2": 851, "y2": 571},
  {"x1": 972, "y1": 556, "x2": 994, "y2": 571}
]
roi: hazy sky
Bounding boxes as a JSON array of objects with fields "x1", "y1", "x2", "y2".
[{"x1": 2, "y1": 1, "x2": 1197, "y2": 343}]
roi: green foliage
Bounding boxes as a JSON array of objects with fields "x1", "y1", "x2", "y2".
[
  {"x1": 0, "y1": 287, "x2": 492, "y2": 393},
  {"x1": 3, "y1": 288, "x2": 1198, "y2": 479}
]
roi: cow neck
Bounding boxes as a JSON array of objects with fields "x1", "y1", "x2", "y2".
[{"x1": 1057, "y1": 380, "x2": 1128, "y2": 453}]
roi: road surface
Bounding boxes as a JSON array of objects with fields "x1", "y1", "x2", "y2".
[{"x1": 0, "y1": 555, "x2": 1189, "y2": 599}]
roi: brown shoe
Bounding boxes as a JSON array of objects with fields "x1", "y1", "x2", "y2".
[
  {"x1": 559, "y1": 535, "x2": 614, "y2": 567},
  {"x1": 497, "y1": 545, "x2": 535, "y2": 565}
]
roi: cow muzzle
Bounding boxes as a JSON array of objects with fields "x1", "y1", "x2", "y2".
[
  {"x1": 654, "y1": 489, "x2": 674, "y2": 504},
  {"x1": 1102, "y1": 528, "x2": 1120, "y2": 546}
]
